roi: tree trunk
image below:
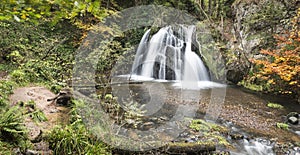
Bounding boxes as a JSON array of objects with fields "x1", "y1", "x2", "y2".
[{"x1": 201, "y1": 0, "x2": 205, "y2": 10}]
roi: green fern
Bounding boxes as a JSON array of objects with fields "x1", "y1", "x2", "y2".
[{"x1": 0, "y1": 106, "x2": 27, "y2": 140}]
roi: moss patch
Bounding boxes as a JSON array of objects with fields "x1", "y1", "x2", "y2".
[
  {"x1": 267, "y1": 102, "x2": 284, "y2": 109},
  {"x1": 189, "y1": 119, "x2": 232, "y2": 148},
  {"x1": 189, "y1": 119, "x2": 228, "y2": 133}
]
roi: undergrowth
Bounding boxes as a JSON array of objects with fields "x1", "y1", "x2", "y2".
[{"x1": 47, "y1": 100, "x2": 111, "y2": 155}]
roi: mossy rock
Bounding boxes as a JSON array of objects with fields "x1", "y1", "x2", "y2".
[
  {"x1": 165, "y1": 142, "x2": 216, "y2": 154},
  {"x1": 189, "y1": 119, "x2": 228, "y2": 133}
]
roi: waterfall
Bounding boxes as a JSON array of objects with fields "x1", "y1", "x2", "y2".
[{"x1": 131, "y1": 25, "x2": 209, "y2": 83}]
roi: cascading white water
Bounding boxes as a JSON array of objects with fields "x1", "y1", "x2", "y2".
[
  {"x1": 131, "y1": 25, "x2": 209, "y2": 83},
  {"x1": 230, "y1": 138, "x2": 275, "y2": 155}
]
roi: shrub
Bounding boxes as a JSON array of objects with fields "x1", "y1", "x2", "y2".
[
  {"x1": 0, "y1": 106, "x2": 32, "y2": 152},
  {"x1": 47, "y1": 100, "x2": 110, "y2": 154},
  {"x1": 47, "y1": 120, "x2": 110, "y2": 155},
  {"x1": 249, "y1": 8, "x2": 300, "y2": 96}
]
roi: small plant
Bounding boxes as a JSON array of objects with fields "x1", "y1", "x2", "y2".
[
  {"x1": 0, "y1": 81, "x2": 15, "y2": 108},
  {"x1": 29, "y1": 110, "x2": 47, "y2": 122},
  {"x1": 0, "y1": 106, "x2": 32, "y2": 152},
  {"x1": 267, "y1": 102, "x2": 284, "y2": 109},
  {"x1": 0, "y1": 106, "x2": 27, "y2": 140},
  {"x1": 276, "y1": 123, "x2": 289, "y2": 130},
  {"x1": 21, "y1": 100, "x2": 47, "y2": 122},
  {"x1": 10, "y1": 69, "x2": 28, "y2": 85},
  {"x1": 0, "y1": 141, "x2": 12, "y2": 155},
  {"x1": 47, "y1": 120, "x2": 110, "y2": 154}
]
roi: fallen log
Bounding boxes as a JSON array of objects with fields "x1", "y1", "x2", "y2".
[{"x1": 112, "y1": 142, "x2": 216, "y2": 155}]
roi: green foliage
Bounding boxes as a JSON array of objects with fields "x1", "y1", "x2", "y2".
[
  {"x1": 190, "y1": 119, "x2": 211, "y2": 131},
  {"x1": 47, "y1": 119, "x2": 110, "y2": 154},
  {"x1": 0, "y1": 0, "x2": 116, "y2": 27},
  {"x1": 24, "y1": 100, "x2": 48, "y2": 122},
  {"x1": 0, "y1": 80, "x2": 15, "y2": 107},
  {"x1": 267, "y1": 102, "x2": 284, "y2": 109},
  {"x1": 239, "y1": 80, "x2": 263, "y2": 92},
  {"x1": 244, "y1": 0, "x2": 286, "y2": 32},
  {"x1": 0, "y1": 141, "x2": 12, "y2": 155},
  {"x1": 245, "y1": 8, "x2": 300, "y2": 96},
  {"x1": 0, "y1": 20, "x2": 82, "y2": 86},
  {"x1": 276, "y1": 122, "x2": 289, "y2": 130},
  {"x1": 104, "y1": 94, "x2": 113, "y2": 100},
  {"x1": 189, "y1": 119, "x2": 230, "y2": 147},
  {"x1": 10, "y1": 69, "x2": 28, "y2": 84},
  {"x1": 189, "y1": 119, "x2": 228, "y2": 133},
  {"x1": 46, "y1": 99, "x2": 110, "y2": 154},
  {"x1": 0, "y1": 106, "x2": 31, "y2": 151}
]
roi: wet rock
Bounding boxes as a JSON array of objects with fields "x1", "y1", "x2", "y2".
[
  {"x1": 286, "y1": 112, "x2": 299, "y2": 125},
  {"x1": 288, "y1": 117, "x2": 298, "y2": 125},
  {"x1": 230, "y1": 133, "x2": 244, "y2": 140},
  {"x1": 226, "y1": 68, "x2": 245, "y2": 84}
]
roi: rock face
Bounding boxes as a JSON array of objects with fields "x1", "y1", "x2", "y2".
[
  {"x1": 224, "y1": 0, "x2": 299, "y2": 84},
  {"x1": 226, "y1": 64, "x2": 245, "y2": 84}
]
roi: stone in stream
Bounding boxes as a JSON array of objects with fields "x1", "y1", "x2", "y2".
[
  {"x1": 286, "y1": 112, "x2": 299, "y2": 125},
  {"x1": 288, "y1": 116, "x2": 299, "y2": 125}
]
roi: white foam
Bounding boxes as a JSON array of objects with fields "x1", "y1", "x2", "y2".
[{"x1": 173, "y1": 81, "x2": 226, "y2": 90}]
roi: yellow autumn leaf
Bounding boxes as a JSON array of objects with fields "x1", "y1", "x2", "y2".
[
  {"x1": 289, "y1": 81, "x2": 297, "y2": 85},
  {"x1": 267, "y1": 79, "x2": 274, "y2": 84},
  {"x1": 21, "y1": 14, "x2": 27, "y2": 19}
]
